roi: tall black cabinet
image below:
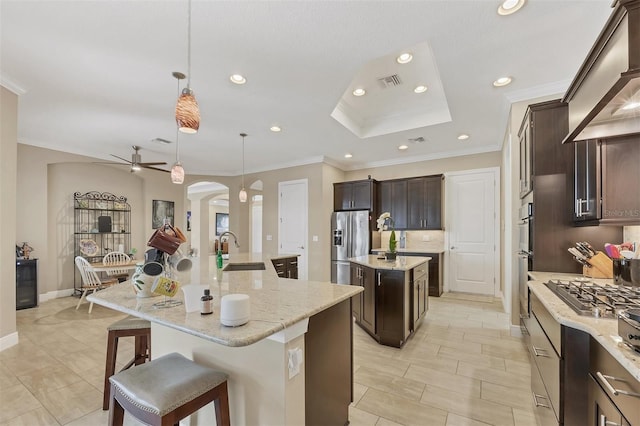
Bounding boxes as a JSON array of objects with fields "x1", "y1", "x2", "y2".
[{"x1": 16, "y1": 258, "x2": 38, "y2": 309}]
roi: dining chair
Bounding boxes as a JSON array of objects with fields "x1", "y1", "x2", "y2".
[
  {"x1": 103, "y1": 251, "x2": 131, "y2": 282},
  {"x1": 75, "y1": 256, "x2": 118, "y2": 313}
]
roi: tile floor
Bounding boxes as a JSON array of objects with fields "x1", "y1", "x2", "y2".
[{"x1": 0, "y1": 293, "x2": 536, "y2": 426}]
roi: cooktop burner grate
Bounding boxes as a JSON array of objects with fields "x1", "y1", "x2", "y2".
[{"x1": 544, "y1": 280, "x2": 640, "y2": 318}]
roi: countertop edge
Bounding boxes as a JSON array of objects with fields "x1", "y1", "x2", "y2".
[
  {"x1": 528, "y1": 277, "x2": 640, "y2": 381},
  {"x1": 349, "y1": 255, "x2": 431, "y2": 271}
]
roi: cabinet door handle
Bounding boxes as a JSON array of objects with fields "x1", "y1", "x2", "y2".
[
  {"x1": 532, "y1": 346, "x2": 549, "y2": 358},
  {"x1": 531, "y1": 392, "x2": 550, "y2": 408},
  {"x1": 596, "y1": 372, "x2": 640, "y2": 398},
  {"x1": 600, "y1": 414, "x2": 621, "y2": 426},
  {"x1": 377, "y1": 271, "x2": 381, "y2": 286}
]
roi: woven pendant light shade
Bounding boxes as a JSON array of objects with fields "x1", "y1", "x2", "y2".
[{"x1": 176, "y1": 88, "x2": 200, "y2": 134}]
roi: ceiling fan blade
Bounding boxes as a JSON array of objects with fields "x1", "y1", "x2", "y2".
[
  {"x1": 139, "y1": 162, "x2": 168, "y2": 166},
  {"x1": 93, "y1": 161, "x2": 129, "y2": 165},
  {"x1": 142, "y1": 165, "x2": 170, "y2": 173},
  {"x1": 110, "y1": 154, "x2": 132, "y2": 164}
]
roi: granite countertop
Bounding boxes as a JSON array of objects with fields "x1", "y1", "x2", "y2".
[
  {"x1": 528, "y1": 271, "x2": 639, "y2": 381},
  {"x1": 87, "y1": 253, "x2": 361, "y2": 348},
  {"x1": 372, "y1": 247, "x2": 446, "y2": 254},
  {"x1": 349, "y1": 255, "x2": 430, "y2": 271}
]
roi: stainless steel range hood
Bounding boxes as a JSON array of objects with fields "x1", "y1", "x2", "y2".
[{"x1": 562, "y1": 0, "x2": 640, "y2": 143}]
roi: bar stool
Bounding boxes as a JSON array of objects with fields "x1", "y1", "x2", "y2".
[
  {"x1": 108, "y1": 352, "x2": 230, "y2": 426},
  {"x1": 103, "y1": 316, "x2": 151, "y2": 410}
]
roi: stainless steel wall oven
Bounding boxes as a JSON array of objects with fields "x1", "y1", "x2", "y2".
[{"x1": 518, "y1": 203, "x2": 533, "y2": 317}]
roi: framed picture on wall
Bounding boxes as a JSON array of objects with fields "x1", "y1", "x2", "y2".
[
  {"x1": 216, "y1": 213, "x2": 229, "y2": 236},
  {"x1": 152, "y1": 200, "x2": 174, "y2": 229}
]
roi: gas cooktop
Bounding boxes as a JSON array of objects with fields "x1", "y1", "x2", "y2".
[{"x1": 544, "y1": 279, "x2": 640, "y2": 319}]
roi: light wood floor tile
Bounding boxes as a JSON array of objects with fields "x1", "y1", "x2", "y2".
[
  {"x1": 355, "y1": 366, "x2": 425, "y2": 401},
  {"x1": 0, "y1": 363, "x2": 20, "y2": 389},
  {"x1": 481, "y1": 381, "x2": 534, "y2": 411},
  {"x1": 1, "y1": 351, "x2": 61, "y2": 377},
  {"x1": 349, "y1": 405, "x2": 380, "y2": 426},
  {"x1": 456, "y1": 362, "x2": 531, "y2": 391},
  {"x1": 0, "y1": 407, "x2": 60, "y2": 426},
  {"x1": 17, "y1": 364, "x2": 83, "y2": 400},
  {"x1": 421, "y1": 385, "x2": 515, "y2": 426},
  {"x1": 53, "y1": 348, "x2": 105, "y2": 376},
  {"x1": 353, "y1": 382, "x2": 368, "y2": 405},
  {"x1": 376, "y1": 417, "x2": 404, "y2": 426},
  {"x1": 37, "y1": 380, "x2": 102, "y2": 425},
  {"x1": 356, "y1": 388, "x2": 448, "y2": 426},
  {"x1": 445, "y1": 412, "x2": 492, "y2": 426},
  {"x1": 481, "y1": 344, "x2": 530, "y2": 362},
  {"x1": 0, "y1": 383, "x2": 44, "y2": 423},
  {"x1": 512, "y1": 408, "x2": 537, "y2": 426},
  {"x1": 355, "y1": 350, "x2": 411, "y2": 377},
  {"x1": 437, "y1": 346, "x2": 506, "y2": 371},
  {"x1": 425, "y1": 337, "x2": 483, "y2": 354},
  {"x1": 504, "y1": 359, "x2": 531, "y2": 377},
  {"x1": 405, "y1": 364, "x2": 481, "y2": 398}
]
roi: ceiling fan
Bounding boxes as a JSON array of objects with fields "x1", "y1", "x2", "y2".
[{"x1": 97, "y1": 145, "x2": 169, "y2": 173}]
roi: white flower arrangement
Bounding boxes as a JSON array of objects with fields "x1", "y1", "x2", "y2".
[{"x1": 377, "y1": 212, "x2": 392, "y2": 233}]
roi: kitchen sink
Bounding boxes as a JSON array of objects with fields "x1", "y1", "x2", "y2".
[{"x1": 223, "y1": 262, "x2": 266, "y2": 272}]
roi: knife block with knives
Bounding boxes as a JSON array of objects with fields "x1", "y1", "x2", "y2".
[{"x1": 582, "y1": 252, "x2": 613, "y2": 278}]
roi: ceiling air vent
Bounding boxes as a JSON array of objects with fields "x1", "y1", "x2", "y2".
[
  {"x1": 377, "y1": 74, "x2": 402, "y2": 89},
  {"x1": 408, "y1": 137, "x2": 425, "y2": 143}
]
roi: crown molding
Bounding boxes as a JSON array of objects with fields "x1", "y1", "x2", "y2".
[{"x1": 503, "y1": 79, "x2": 570, "y2": 104}]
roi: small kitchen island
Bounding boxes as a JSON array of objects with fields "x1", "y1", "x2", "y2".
[
  {"x1": 349, "y1": 255, "x2": 430, "y2": 348},
  {"x1": 88, "y1": 253, "x2": 361, "y2": 426}
]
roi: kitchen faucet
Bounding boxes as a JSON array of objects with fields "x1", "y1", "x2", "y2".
[{"x1": 219, "y1": 231, "x2": 240, "y2": 248}]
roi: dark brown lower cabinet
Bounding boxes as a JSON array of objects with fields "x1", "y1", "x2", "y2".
[
  {"x1": 376, "y1": 269, "x2": 410, "y2": 348},
  {"x1": 305, "y1": 299, "x2": 352, "y2": 426},
  {"x1": 350, "y1": 263, "x2": 375, "y2": 336},
  {"x1": 271, "y1": 256, "x2": 298, "y2": 279}
]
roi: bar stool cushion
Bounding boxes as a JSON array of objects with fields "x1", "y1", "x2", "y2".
[
  {"x1": 109, "y1": 352, "x2": 228, "y2": 417},
  {"x1": 108, "y1": 316, "x2": 150, "y2": 331}
]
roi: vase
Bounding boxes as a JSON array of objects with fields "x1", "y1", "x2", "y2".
[
  {"x1": 131, "y1": 262, "x2": 156, "y2": 298},
  {"x1": 385, "y1": 252, "x2": 397, "y2": 261}
]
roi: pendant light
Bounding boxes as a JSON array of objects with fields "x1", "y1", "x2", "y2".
[
  {"x1": 171, "y1": 72, "x2": 186, "y2": 184},
  {"x1": 175, "y1": 0, "x2": 200, "y2": 134},
  {"x1": 239, "y1": 133, "x2": 247, "y2": 203}
]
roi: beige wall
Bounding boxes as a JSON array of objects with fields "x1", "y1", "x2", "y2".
[
  {"x1": 1, "y1": 87, "x2": 18, "y2": 344},
  {"x1": 16, "y1": 145, "x2": 185, "y2": 297}
]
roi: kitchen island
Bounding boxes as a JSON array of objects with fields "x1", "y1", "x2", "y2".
[
  {"x1": 349, "y1": 255, "x2": 430, "y2": 347},
  {"x1": 88, "y1": 253, "x2": 361, "y2": 426}
]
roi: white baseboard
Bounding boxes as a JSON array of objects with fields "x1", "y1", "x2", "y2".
[
  {"x1": 0, "y1": 331, "x2": 19, "y2": 351},
  {"x1": 39, "y1": 288, "x2": 74, "y2": 303}
]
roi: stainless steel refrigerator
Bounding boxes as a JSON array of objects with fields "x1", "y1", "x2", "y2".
[{"x1": 331, "y1": 210, "x2": 377, "y2": 284}]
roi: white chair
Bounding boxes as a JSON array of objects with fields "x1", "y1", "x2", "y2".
[
  {"x1": 103, "y1": 251, "x2": 131, "y2": 282},
  {"x1": 75, "y1": 256, "x2": 118, "y2": 313}
]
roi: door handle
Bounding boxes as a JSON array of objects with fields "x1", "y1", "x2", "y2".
[
  {"x1": 531, "y1": 392, "x2": 550, "y2": 409},
  {"x1": 532, "y1": 346, "x2": 549, "y2": 358},
  {"x1": 377, "y1": 271, "x2": 381, "y2": 286},
  {"x1": 596, "y1": 372, "x2": 640, "y2": 398},
  {"x1": 450, "y1": 246, "x2": 456, "y2": 250}
]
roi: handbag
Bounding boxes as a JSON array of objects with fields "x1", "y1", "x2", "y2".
[{"x1": 147, "y1": 225, "x2": 182, "y2": 255}]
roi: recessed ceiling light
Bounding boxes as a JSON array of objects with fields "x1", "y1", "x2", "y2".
[
  {"x1": 344, "y1": 153, "x2": 353, "y2": 158},
  {"x1": 352, "y1": 88, "x2": 366, "y2": 97},
  {"x1": 498, "y1": 0, "x2": 526, "y2": 15},
  {"x1": 414, "y1": 85, "x2": 428, "y2": 94},
  {"x1": 229, "y1": 74, "x2": 246, "y2": 85},
  {"x1": 457, "y1": 134, "x2": 470, "y2": 140},
  {"x1": 396, "y1": 53, "x2": 413, "y2": 64},
  {"x1": 493, "y1": 76, "x2": 512, "y2": 87},
  {"x1": 398, "y1": 145, "x2": 409, "y2": 150},
  {"x1": 270, "y1": 125, "x2": 282, "y2": 132}
]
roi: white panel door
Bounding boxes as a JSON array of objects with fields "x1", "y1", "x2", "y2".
[
  {"x1": 278, "y1": 179, "x2": 308, "y2": 280},
  {"x1": 447, "y1": 170, "x2": 497, "y2": 295}
]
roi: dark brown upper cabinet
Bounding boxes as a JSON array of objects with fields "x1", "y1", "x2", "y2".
[
  {"x1": 573, "y1": 140, "x2": 601, "y2": 222},
  {"x1": 378, "y1": 180, "x2": 407, "y2": 229},
  {"x1": 601, "y1": 135, "x2": 640, "y2": 224},
  {"x1": 333, "y1": 179, "x2": 378, "y2": 211},
  {"x1": 407, "y1": 175, "x2": 442, "y2": 230},
  {"x1": 519, "y1": 108, "x2": 533, "y2": 199}
]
